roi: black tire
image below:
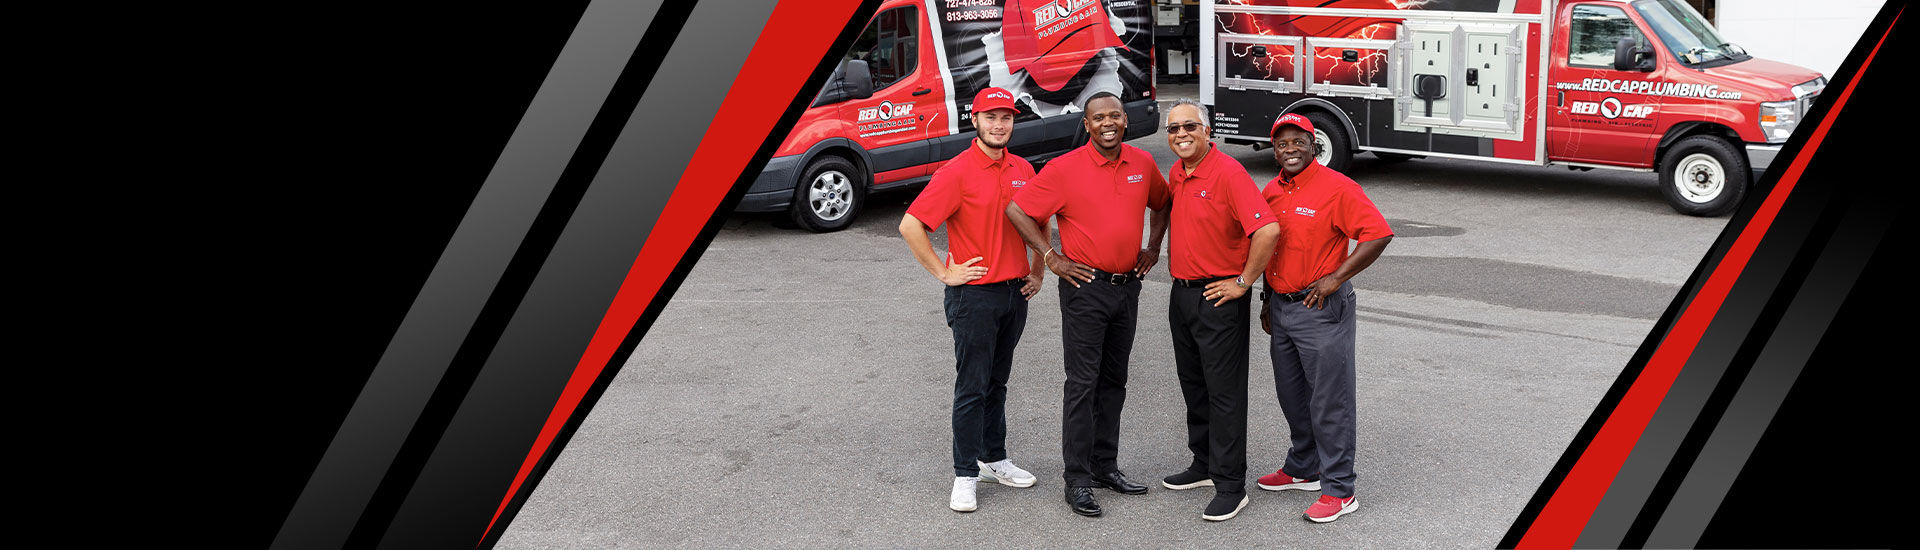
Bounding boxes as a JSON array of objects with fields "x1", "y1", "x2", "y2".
[
  {"x1": 1658, "y1": 135, "x2": 1747, "y2": 217},
  {"x1": 789, "y1": 155, "x2": 864, "y2": 232},
  {"x1": 1301, "y1": 111, "x2": 1352, "y2": 173},
  {"x1": 1373, "y1": 151, "x2": 1422, "y2": 162}
]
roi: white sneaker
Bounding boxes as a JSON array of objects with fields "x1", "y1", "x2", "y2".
[
  {"x1": 950, "y1": 476, "x2": 978, "y2": 512},
  {"x1": 977, "y1": 459, "x2": 1037, "y2": 488}
]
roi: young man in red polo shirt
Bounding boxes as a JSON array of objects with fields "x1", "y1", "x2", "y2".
[
  {"x1": 900, "y1": 87, "x2": 1046, "y2": 513},
  {"x1": 1253, "y1": 113, "x2": 1393, "y2": 524},
  {"x1": 1152, "y1": 98, "x2": 1278, "y2": 522},
  {"x1": 1005, "y1": 91, "x2": 1171, "y2": 518}
]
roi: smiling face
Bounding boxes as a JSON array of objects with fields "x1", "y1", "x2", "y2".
[
  {"x1": 1273, "y1": 126, "x2": 1314, "y2": 178},
  {"x1": 1082, "y1": 95, "x2": 1126, "y2": 154},
  {"x1": 1165, "y1": 104, "x2": 1210, "y2": 165},
  {"x1": 973, "y1": 108, "x2": 1016, "y2": 150}
]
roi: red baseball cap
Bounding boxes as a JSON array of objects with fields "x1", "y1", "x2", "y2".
[
  {"x1": 1271, "y1": 112, "x2": 1314, "y2": 139},
  {"x1": 972, "y1": 87, "x2": 1020, "y2": 114}
]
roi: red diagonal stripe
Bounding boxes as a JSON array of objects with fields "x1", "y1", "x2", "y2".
[
  {"x1": 476, "y1": 0, "x2": 867, "y2": 544},
  {"x1": 1515, "y1": 9, "x2": 1899, "y2": 548}
]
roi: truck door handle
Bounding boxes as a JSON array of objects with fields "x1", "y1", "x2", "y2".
[{"x1": 913, "y1": 87, "x2": 932, "y2": 96}]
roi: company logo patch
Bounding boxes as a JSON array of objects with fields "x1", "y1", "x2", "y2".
[
  {"x1": 1127, "y1": 174, "x2": 1145, "y2": 183},
  {"x1": 1294, "y1": 207, "x2": 1317, "y2": 217},
  {"x1": 857, "y1": 101, "x2": 915, "y2": 122},
  {"x1": 986, "y1": 91, "x2": 1011, "y2": 100},
  {"x1": 1011, "y1": 179, "x2": 1027, "y2": 188},
  {"x1": 1194, "y1": 190, "x2": 1212, "y2": 199}
]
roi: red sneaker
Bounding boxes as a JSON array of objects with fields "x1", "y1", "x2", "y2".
[
  {"x1": 1255, "y1": 469, "x2": 1322, "y2": 492},
  {"x1": 1304, "y1": 494, "x2": 1358, "y2": 523}
]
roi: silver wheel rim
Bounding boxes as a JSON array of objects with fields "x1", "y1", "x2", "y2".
[
  {"x1": 1674, "y1": 153, "x2": 1725, "y2": 204},
  {"x1": 808, "y1": 169, "x2": 853, "y2": 222},
  {"x1": 1313, "y1": 128, "x2": 1333, "y2": 166}
]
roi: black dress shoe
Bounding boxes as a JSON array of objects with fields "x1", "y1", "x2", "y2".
[
  {"x1": 1066, "y1": 487, "x2": 1103, "y2": 517},
  {"x1": 1091, "y1": 471, "x2": 1149, "y2": 495}
]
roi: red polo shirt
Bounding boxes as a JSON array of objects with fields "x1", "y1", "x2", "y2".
[
  {"x1": 1261, "y1": 161, "x2": 1393, "y2": 293},
  {"x1": 908, "y1": 139, "x2": 1038, "y2": 284},
  {"x1": 1167, "y1": 144, "x2": 1276, "y2": 280},
  {"x1": 1012, "y1": 143, "x2": 1169, "y2": 274}
]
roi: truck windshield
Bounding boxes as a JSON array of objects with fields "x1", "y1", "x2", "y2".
[{"x1": 1634, "y1": 0, "x2": 1748, "y2": 66}]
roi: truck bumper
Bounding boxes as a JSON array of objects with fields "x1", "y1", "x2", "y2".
[
  {"x1": 1746, "y1": 143, "x2": 1782, "y2": 180},
  {"x1": 737, "y1": 154, "x2": 804, "y2": 213}
]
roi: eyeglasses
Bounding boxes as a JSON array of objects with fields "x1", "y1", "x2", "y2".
[{"x1": 1165, "y1": 122, "x2": 1204, "y2": 134}]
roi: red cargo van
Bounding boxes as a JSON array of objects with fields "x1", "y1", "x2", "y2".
[
  {"x1": 739, "y1": 0, "x2": 1161, "y2": 231},
  {"x1": 1202, "y1": 0, "x2": 1825, "y2": 216}
]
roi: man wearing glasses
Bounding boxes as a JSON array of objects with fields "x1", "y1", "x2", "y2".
[
  {"x1": 1006, "y1": 91, "x2": 1170, "y2": 518},
  {"x1": 1153, "y1": 98, "x2": 1278, "y2": 522}
]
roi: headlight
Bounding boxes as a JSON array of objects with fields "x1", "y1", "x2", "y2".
[{"x1": 1759, "y1": 101, "x2": 1798, "y2": 143}]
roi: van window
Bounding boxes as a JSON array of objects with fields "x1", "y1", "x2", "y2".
[
  {"x1": 847, "y1": 7, "x2": 920, "y2": 92},
  {"x1": 1567, "y1": 4, "x2": 1648, "y2": 69}
]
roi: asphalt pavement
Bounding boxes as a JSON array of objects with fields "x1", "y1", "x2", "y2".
[{"x1": 496, "y1": 83, "x2": 1730, "y2": 548}]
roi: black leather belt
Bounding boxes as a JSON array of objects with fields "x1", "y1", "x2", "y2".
[
  {"x1": 1173, "y1": 275, "x2": 1234, "y2": 288},
  {"x1": 1271, "y1": 288, "x2": 1314, "y2": 303},
  {"x1": 980, "y1": 278, "x2": 1026, "y2": 288},
  {"x1": 1089, "y1": 268, "x2": 1138, "y2": 285}
]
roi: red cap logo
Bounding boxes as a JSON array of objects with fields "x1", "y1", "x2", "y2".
[
  {"x1": 972, "y1": 87, "x2": 1020, "y2": 114},
  {"x1": 1271, "y1": 112, "x2": 1315, "y2": 139}
]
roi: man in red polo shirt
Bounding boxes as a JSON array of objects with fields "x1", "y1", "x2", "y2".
[
  {"x1": 1253, "y1": 113, "x2": 1393, "y2": 524},
  {"x1": 900, "y1": 87, "x2": 1045, "y2": 514},
  {"x1": 1152, "y1": 98, "x2": 1278, "y2": 522},
  {"x1": 1005, "y1": 91, "x2": 1170, "y2": 518}
]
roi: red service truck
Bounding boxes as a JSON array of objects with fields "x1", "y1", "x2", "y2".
[
  {"x1": 741, "y1": 0, "x2": 1161, "y2": 231},
  {"x1": 1202, "y1": 0, "x2": 1826, "y2": 216}
]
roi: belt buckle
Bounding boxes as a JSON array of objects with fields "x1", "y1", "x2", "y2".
[{"x1": 1108, "y1": 272, "x2": 1129, "y2": 285}]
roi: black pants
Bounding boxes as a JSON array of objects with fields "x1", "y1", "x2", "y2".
[
  {"x1": 946, "y1": 280, "x2": 1029, "y2": 477},
  {"x1": 1170, "y1": 278, "x2": 1250, "y2": 494},
  {"x1": 1057, "y1": 276, "x2": 1139, "y2": 486}
]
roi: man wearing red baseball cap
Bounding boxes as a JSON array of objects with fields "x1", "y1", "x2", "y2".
[
  {"x1": 900, "y1": 87, "x2": 1045, "y2": 513},
  {"x1": 1005, "y1": 91, "x2": 1170, "y2": 518},
  {"x1": 1253, "y1": 112, "x2": 1393, "y2": 524}
]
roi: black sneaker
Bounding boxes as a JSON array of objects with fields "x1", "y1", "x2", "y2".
[
  {"x1": 1161, "y1": 469, "x2": 1214, "y2": 490},
  {"x1": 1202, "y1": 492, "x2": 1250, "y2": 522}
]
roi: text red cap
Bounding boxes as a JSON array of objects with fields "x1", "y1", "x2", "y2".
[
  {"x1": 1271, "y1": 112, "x2": 1314, "y2": 139},
  {"x1": 972, "y1": 87, "x2": 1019, "y2": 114}
]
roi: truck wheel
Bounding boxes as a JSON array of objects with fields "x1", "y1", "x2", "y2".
[
  {"x1": 1659, "y1": 135, "x2": 1747, "y2": 217},
  {"x1": 1302, "y1": 111, "x2": 1351, "y2": 172},
  {"x1": 789, "y1": 156, "x2": 864, "y2": 232}
]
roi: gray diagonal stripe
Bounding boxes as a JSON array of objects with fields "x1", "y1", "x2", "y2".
[
  {"x1": 377, "y1": 0, "x2": 781, "y2": 546},
  {"x1": 1575, "y1": 202, "x2": 1826, "y2": 547},
  {"x1": 271, "y1": 2, "x2": 663, "y2": 548},
  {"x1": 1644, "y1": 196, "x2": 1892, "y2": 547}
]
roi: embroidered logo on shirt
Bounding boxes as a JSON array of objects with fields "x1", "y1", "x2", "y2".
[
  {"x1": 1127, "y1": 174, "x2": 1145, "y2": 183},
  {"x1": 1194, "y1": 190, "x2": 1211, "y2": 199},
  {"x1": 1294, "y1": 207, "x2": 1317, "y2": 217},
  {"x1": 1011, "y1": 179, "x2": 1027, "y2": 188},
  {"x1": 1254, "y1": 212, "x2": 1262, "y2": 219}
]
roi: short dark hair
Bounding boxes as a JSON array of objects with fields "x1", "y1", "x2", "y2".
[{"x1": 1081, "y1": 91, "x2": 1123, "y2": 119}]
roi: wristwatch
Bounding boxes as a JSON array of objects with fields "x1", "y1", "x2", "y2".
[{"x1": 1235, "y1": 276, "x2": 1249, "y2": 289}]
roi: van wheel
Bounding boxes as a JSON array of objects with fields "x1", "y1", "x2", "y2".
[
  {"x1": 1659, "y1": 135, "x2": 1747, "y2": 217},
  {"x1": 790, "y1": 156, "x2": 864, "y2": 232},
  {"x1": 1302, "y1": 111, "x2": 1351, "y2": 172}
]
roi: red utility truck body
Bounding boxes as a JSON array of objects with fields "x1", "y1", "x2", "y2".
[{"x1": 1203, "y1": 0, "x2": 1825, "y2": 216}]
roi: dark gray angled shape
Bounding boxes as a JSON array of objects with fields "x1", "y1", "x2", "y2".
[
  {"x1": 1643, "y1": 197, "x2": 1892, "y2": 547},
  {"x1": 378, "y1": 0, "x2": 781, "y2": 546},
  {"x1": 1573, "y1": 203, "x2": 1825, "y2": 548},
  {"x1": 271, "y1": 1, "x2": 664, "y2": 548}
]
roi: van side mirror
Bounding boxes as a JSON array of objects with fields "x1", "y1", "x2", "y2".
[
  {"x1": 1612, "y1": 38, "x2": 1654, "y2": 72},
  {"x1": 812, "y1": 59, "x2": 875, "y2": 107}
]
